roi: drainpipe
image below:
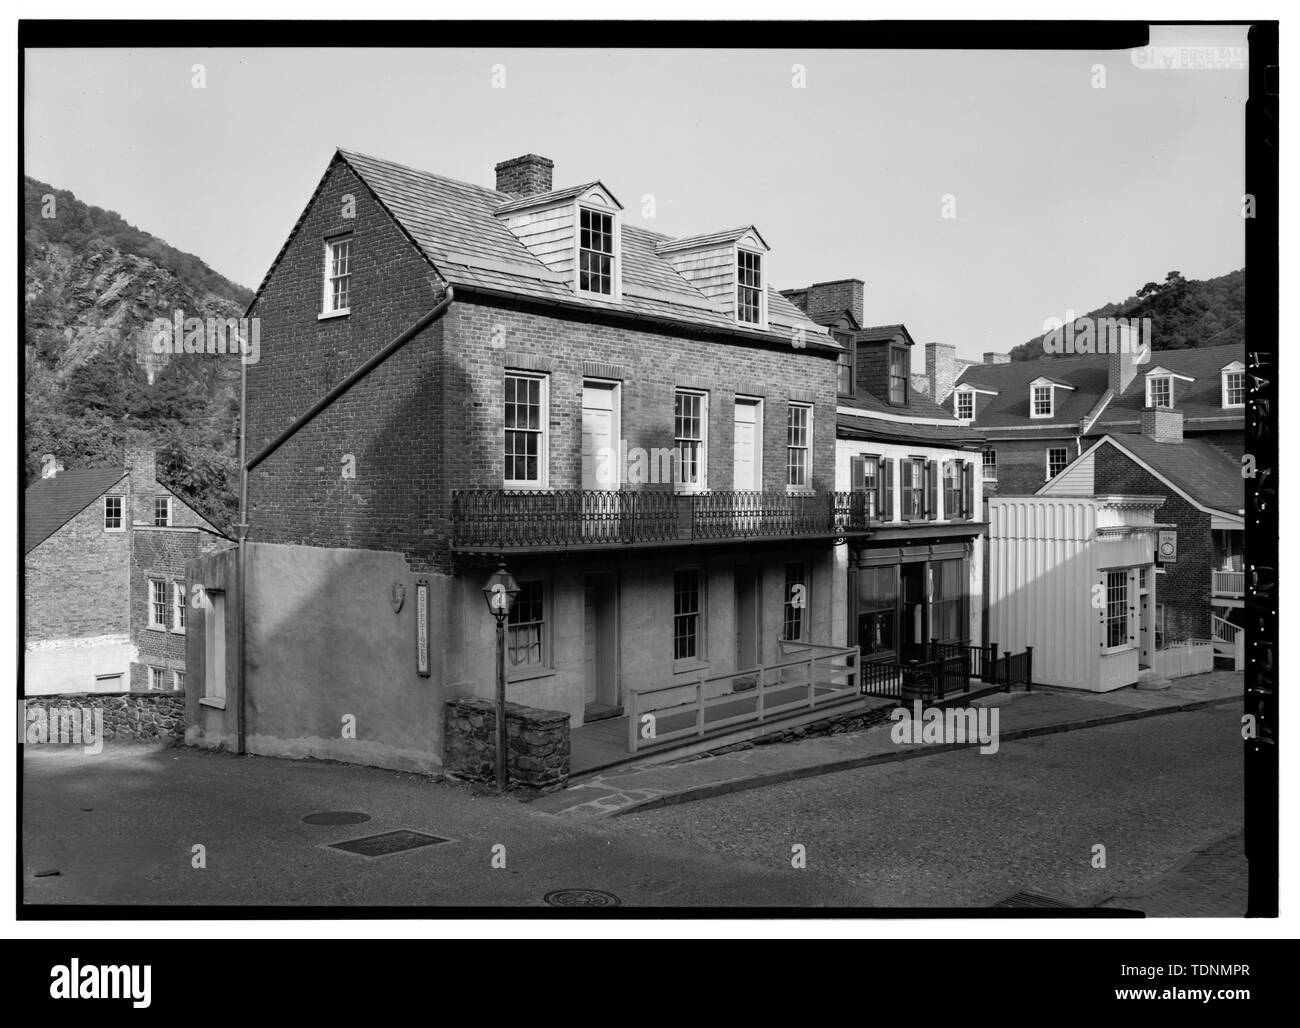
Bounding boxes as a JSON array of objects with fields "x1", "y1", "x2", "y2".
[{"x1": 234, "y1": 284, "x2": 456, "y2": 754}]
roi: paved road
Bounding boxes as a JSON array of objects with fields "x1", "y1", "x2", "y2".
[
  {"x1": 23, "y1": 702, "x2": 1243, "y2": 911},
  {"x1": 607, "y1": 703, "x2": 1245, "y2": 911}
]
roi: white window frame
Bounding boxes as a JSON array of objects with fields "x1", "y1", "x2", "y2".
[
  {"x1": 148, "y1": 578, "x2": 168, "y2": 630},
  {"x1": 173, "y1": 669, "x2": 186, "y2": 693},
  {"x1": 1046, "y1": 447, "x2": 1069, "y2": 480},
  {"x1": 172, "y1": 581, "x2": 186, "y2": 633},
  {"x1": 153, "y1": 495, "x2": 172, "y2": 526},
  {"x1": 1221, "y1": 362, "x2": 1245, "y2": 408},
  {"x1": 506, "y1": 576, "x2": 553, "y2": 681},
  {"x1": 104, "y1": 495, "x2": 124, "y2": 532},
  {"x1": 202, "y1": 591, "x2": 227, "y2": 707},
  {"x1": 320, "y1": 235, "x2": 352, "y2": 319},
  {"x1": 954, "y1": 389, "x2": 974, "y2": 420},
  {"x1": 147, "y1": 665, "x2": 167, "y2": 691},
  {"x1": 503, "y1": 371, "x2": 549, "y2": 489},
  {"x1": 1102, "y1": 569, "x2": 1134, "y2": 652},
  {"x1": 785, "y1": 402, "x2": 813, "y2": 492},
  {"x1": 576, "y1": 204, "x2": 619, "y2": 299},
  {"x1": 735, "y1": 248, "x2": 766, "y2": 328},
  {"x1": 674, "y1": 389, "x2": 709, "y2": 493},
  {"x1": 1146, "y1": 374, "x2": 1173, "y2": 409},
  {"x1": 1031, "y1": 384, "x2": 1054, "y2": 418},
  {"x1": 982, "y1": 448, "x2": 997, "y2": 483}
]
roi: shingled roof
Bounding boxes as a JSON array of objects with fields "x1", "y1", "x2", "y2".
[
  {"x1": 25, "y1": 468, "x2": 127, "y2": 554},
  {"x1": 253, "y1": 148, "x2": 834, "y2": 353},
  {"x1": 955, "y1": 343, "x2": 1245, "y2": 432},
  {"x1": 1100, "y1": 433, "x2": 1244, "y2": 515}
]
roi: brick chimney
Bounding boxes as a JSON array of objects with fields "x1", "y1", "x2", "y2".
[
  {"x1": 781, "y1": 279, "x2": 864, "y2": 328},
  {"x1": 1109, "y1": 340, "x2": 1140, "y2": 396},
  {"x1": 124, "y1": 442, "x2": 158, "y2": 523},
  {"x1": 983, "y1": 351, "x2": 1010, "y2": 365},
  {"x1": 1141, "y1": 406, "x2": 1183, "y2": 443},
  {"x1": 925, "y1": 342, "x2": 958, "y2": 402},
  {"x1": 494, "y1": 154, "x2": 554, "y2": 198}
]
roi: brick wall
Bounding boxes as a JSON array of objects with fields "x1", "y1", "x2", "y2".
[
  {"x1": 246, "y1": 158, "x2": 840, "y2": 574},
  {"x1": 979, "y1": 436, "x2": 1074, "y2": 496},
  {"x1": 25, "y1": 495, "x2": 130, "y2": 642},
  {"x1": 1093, "y1": 444, "x2": 1212, "y2": 642}
]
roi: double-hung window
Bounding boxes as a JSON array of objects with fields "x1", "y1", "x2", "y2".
[
  {"x1": 1047, "y1": 447, "x2": 1069, "y2": 479},
  {"x1": 1105, "y1": 571, "x2": 1130, "y2": 648},
  {"x1": 888, "y1": 347, "x2": 908, "y2": 405},
  {"x1": 861, "y1": 455, "x2": 879, "y2": 518},
  {"x1": 149, "y1": 579, "x2": 168, "y2": 630},
  {"x1": 173, "y1": 582, "x2": 186, "y2": 632},
  {"x1": 833, "y1": 332, "x2": 854, "y2": 395},
  {"x1": 955, "y1": 390, "x2": 974, "y2": 419},
  {"x1": 673, "y1": 568, "x2": 703, "y2": 661},
  {"x1": 504, "y1": 372, "x2": 547, "y2": 486},
  {"x1": 147, "y1": 666, "x2": 167, "y2": 691},
  {"x1": 154, "y1": 496, "x2": 171, "y2": 526},
  {"x1": 943, "y1": 461, "x2": 962, "y2": 519},
  {"x1": 674, "y1": 390, "x2": 707, "y2": 491},
  {"x1": 1032, "y1": 384, "x2": 1053, "y2": 417},
  {"x1": 736, "y1": 250, "x2": 763, "y2": 325},
  {"x1": 323, "y1": 237, "x2": 351, "y2": 315},
  {"x1": 902, "y1": 459, "x2": 926, "y2": 519},
  {"x1": 1149, "y1": 375, "x2": 1172, "y2": 409},
  {"x1": 786, "y1": 403, "x2": 811, "y2": 490},
  {"x1": 578, "y1": 207, "x2": 614, "y2": 295},
  {"x1": 104, "y1": 496, "x2": 123, "y2": 531},
  {"x1": 1223, "y1": 370, "x2": 1245, "y2": 407},
  {"x1": 783, "y1": 563, "x2": 808, "y2": 642},
  {"x1": 982, "y1": 449, "x2": 997, "y2": 483},
  {"x1": 507, "y1": 580, "x2": 546, "y2": 670}
]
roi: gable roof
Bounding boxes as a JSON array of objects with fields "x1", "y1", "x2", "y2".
[
  {"x1": 655, "y1": 225, "x2": 769, "y2": 254},
  {"x1": 856, "y1": 324, "x2": 916, "y2": 346},
  {"x1": 1042, "y1": 433, "x2": 1243, "y2": 516},
  {"x1": 253, "y1": 149, "x2": 832, "y2": 353},
  {"x1": 25, "y1": 469, "x2": 128, "y2": 554},
  {"x1": 495, "y1": 181, "x2": 621, "y2": 215},
  {"x1": 954, "y1": 343, "x2": 1245, "y2": 431}
]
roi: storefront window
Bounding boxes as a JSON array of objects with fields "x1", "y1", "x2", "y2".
[
  {"x1": 931, "y1": 559, "x2": 964, "y2": 642},
  {"x1": 857, "y1": 565, "x2": 896, "y2": 657}
]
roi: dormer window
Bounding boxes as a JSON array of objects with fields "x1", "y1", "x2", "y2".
[
  {"x1": 1032, "y1": 384, "x2": 1053, "y2": 417},
  {"x1": 736, "y1": 249, "x2": 763, "y2": 325},
  {"x1": 1221, "y1": 361, "x2": 1245, "y2": 408},
  {"x1": 578, "y1": 207, "x2": 614, "y2": 295},
  {"x1": 955, "y1": 389, "x2": 974, "y2": 419},
  {"x1": 888, "y1": 346, "x2": 909, "y2": 405}
]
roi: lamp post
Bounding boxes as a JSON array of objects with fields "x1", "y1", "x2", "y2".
[{"x1": 482, "y1": 562, "x2": 520, "y2": 793}]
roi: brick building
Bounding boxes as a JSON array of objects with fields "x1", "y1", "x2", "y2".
[
  {"x1": 186, "y1": 148, "x2": 865, "y2": 773},
  {"x1": 24, "y1": 445, "x2": 228, "y2": 696},
  {"x1": 781, "y1": 281, "x2": 985, "y2": 661}
]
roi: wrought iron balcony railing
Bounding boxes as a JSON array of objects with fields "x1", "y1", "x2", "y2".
[{"x1": 451, "y1": 489, "x2": 872, "y2": 551}]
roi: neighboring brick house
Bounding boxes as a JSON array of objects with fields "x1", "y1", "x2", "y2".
[
  {"x1": 187, "y1": 148, "x2": 863, "y2": 773},
  {"x1": 24, "y1": 446, "x2": 229, "y2": 696},
  {"x1": 781, "y1": 281, "x2": 985, "y2": 663},
  {"x1": 1038, "y1": 408, "x2": 1244, "y2": 663},
  {"x1": 952, "y1": 342, "x2": 1245, "y2": 496}
]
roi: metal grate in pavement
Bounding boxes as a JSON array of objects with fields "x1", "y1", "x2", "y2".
[
  {"x1": 991, "y1": 890, "x2": 1077, "y2": 909},
  {"x1": 327, "y1": 829, "x2": 453, "y2": 858}
]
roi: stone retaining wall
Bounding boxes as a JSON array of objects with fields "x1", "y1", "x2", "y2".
[
  {"x1": 23, "y1": 692, "x2": 186, "y2": 745},
  {"x1": 444, "y1": 697, "x2": 570, "y2": 789}
]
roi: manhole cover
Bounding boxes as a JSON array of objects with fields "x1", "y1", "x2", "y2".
[
  {"x1": 543, "y1": 889, "x2": 622, "y2": 908},
  {"x1": 303, "y1": 811, "x2": 371, "y2": 826},
  {"x1": 991, "y1": 891, "x2": 1075, "y2": 909},
  {"x1": 327, "y1": 829, "x2": 452, "y2": 858}
]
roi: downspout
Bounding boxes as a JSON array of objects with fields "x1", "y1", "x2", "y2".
[{"x1": 234, "y1": 284, "x2": 455, "y2": 754}]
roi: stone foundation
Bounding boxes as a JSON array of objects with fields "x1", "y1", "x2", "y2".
[
  {"x1": 24, "y1": 692, "x2": 186, "y2": 745},
  {"x1": 444, "y1": 697, "x2": 570, "y2": 789}
]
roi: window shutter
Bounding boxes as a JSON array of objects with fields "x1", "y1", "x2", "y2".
[
  {"x1": 963, "y1": 461, "x2": 974, "y2": 519},
  {"x1": 926, "y1": 460, "x2": 938, "y2": 520},
  {"x1": 850, "y1": 455, "x2": 864, "y2": 492},
  {"x1": 880, "y1": 458, "x2": 894, "y2": 522}
]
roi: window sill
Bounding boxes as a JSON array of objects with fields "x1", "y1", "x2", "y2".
[
  {"x1": 673, "y1": 660, "x2": 710, "y2": 676},
  {"x1": 1100, "y1": 644, "x2": 1135, "y2": 657},
  {"x1": 199, "y1": 696, "x2": 226, "y2": 710},
  {"x1": 146, "y1": 624, "x2": 168, "y2": 633},
  {"x1": 504, "y1": 482, "x2": 550, "y2": 491},
  {"x1": 318, "y1": 308, "x2": 350, "y2": 321},
  {"x1": 785, "y1": 486, "x2": 815, "y2": 496},
  {"x1": 507, "y1": 665, "x2": 556, "y2": 684}
]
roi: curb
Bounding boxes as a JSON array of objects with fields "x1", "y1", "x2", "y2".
[{"x1": 593, "y1": 694, "x2": 1240, "y2": 819}]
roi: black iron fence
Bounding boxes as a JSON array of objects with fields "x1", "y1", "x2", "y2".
[
  {"x1": 451, "y1": 489, "x2": 871, "y2": 549},
  {"x1": 858, "y1": 639, "x2": 1034, "y2": 702}
]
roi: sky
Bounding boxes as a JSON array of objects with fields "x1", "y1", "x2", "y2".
[{"x1": 24, "y1": 40, "x2": 1249, "y2": 362}]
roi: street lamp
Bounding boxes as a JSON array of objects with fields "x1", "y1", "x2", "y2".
[{"x1": 482, "y1": 562, "x2": 520, "y2": 793}]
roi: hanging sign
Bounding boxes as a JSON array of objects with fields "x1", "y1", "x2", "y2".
[{"x1": 1157, "y1": 531, "x2": 1178, "y2": 564}]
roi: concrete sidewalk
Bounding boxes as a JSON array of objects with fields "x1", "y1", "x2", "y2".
[{"x1": 529, "y1": 670, "x2": 1242, "y2": 819}]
